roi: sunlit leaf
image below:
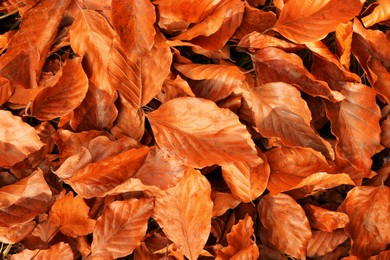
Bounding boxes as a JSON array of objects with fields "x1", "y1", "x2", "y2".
[
  {"x1": 362, "y1": 0, "x2": 390, "y2": 28},
  {"x1": 152, "y1": 168, "x2": 213, "y2": 260},
  {"x1": 10, "y1": 242, "x2": 73, "y2": 260},
  {"x1": 303, "y1": 204, "x2": 349, "y2": 232},
  {"x1": 147, "y1": 97, "x2": 261, "y2": 168}
]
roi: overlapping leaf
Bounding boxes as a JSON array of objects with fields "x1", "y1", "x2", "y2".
[
  {"x1": 303, "y1": 204, "x2": 349, "y2": 232},
  {"x1": 11, "y1": 242, "x2": 73, "y2": 260},
  {"x1": 362, "y1": 0, "x2": 390, "y2": 28},
  {"x1": 338, "y1": 186, "x2": 390, "y2": 259},
  {"x1": 89, "y1": 198, "x2": 154, "y2": 259},
  {"x1": 32, "y1": 57, "x2": 89, "y2": 120},
  {"x1": 0, "y1": 110, "x2": 44, "y2": 167},
  {"x1": 148, "y1": 97, "x2": 261, "y2": 168},
  {"x1": 258, "y1": 193, "x2": 312, "y2": 259},
  {"x1": 273, "y1": 0, "x2": 362, "y2": 43},
  {"x1": 307, "y1": 230, "x2": 349, "y2": 257},
  {"x1": 152, "y1": 168, "x2": 213, "y2": 260}
]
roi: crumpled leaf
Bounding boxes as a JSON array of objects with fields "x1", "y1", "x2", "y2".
[
  {"x1": 273, "y1": 0, "x2": 362, "y2": 43},
  {"x1": 243, "y1": 82, "x2": 334, "y2": 159},
  {"x1": 89, "y1": 198, "x2": 154, "y2": 259},
  {"x1": 303, "y1": 204, "x2": 349, "y2": 232},
  {"x1": 10, "y1": 242, "x2": 73, "y2": 260},
  {"x1": 0, "y1": 110, "x2": 44, "y2": 167},
  {"x1": 258, "y1": 193, "x2": 312, "y2": 259},
  {"x1": 362, "y1": 0, "x2": 390, "y2": 28},
  {"x1": 0, "y1": 169, "x2": 52, "y2": 227},
  {"x1": 49, "y1": 192, "x2": 96, "y2": 238},
  {"x1": 147, "y1": 97, "x2": 261, "y2": 168},
  {"x1": 152, "y1": 168, "x2": 213, "y2": 260},
  {"x1": 174, "y1": 63, "x2": 246, "y2": 102},
  {"x1": 32, "y1": 57, "x2": 88, "y2": 121},
  {"x1": 216, "y1": 215, "x2": 259, "y2": 259},
  {"x1": 338, "y1": 186, "x2": 390, "y2": 259},
  {"x1": 111, "y1": 0, "x2": 156, "y2": 59}
]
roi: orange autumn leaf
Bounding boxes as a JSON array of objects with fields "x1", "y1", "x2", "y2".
[
  {"x1": 217, "y1": 215, "x2": 259, "y2": 260},
  {"x1": 273, "y1": 0, "x2": 363, "y2": 43},
  {"x1": 49, "y1": 192, "x2": 95, "y2": 238},
  {"x1": 89, "y1": 198, "x2": 154, "y2": 259},
  {"x1": 32, "y1": 57, "x2": 88, "y2": 121},
  {"x1": 338, "y1": 186, "x2": 390, "y2": 259},
  {"x1": 307, "y1": 229, "x2": 349, "y2": 258},
  {"x1": 362, "y1": 0, "x2": 390, "y2": 28},
  {"x1": 258, "y1": 193, "x2": 312, "y2": 259},
  {"x1": 147, "y1": 97, "x2": 261, "y2": 168},
  {"x1": 111, "y1": 0, "x2": 156, "y2": 59},
  {"x1": 152, "y1": 168, "x2": 213, "y2": 260},
  {"x1": 303, "y1": 204, "x2": 349, "y2": 232},
  {"x1": 10, "y1": 242, "x2": 73, "y2": 260},
  {"x1": 0, "y1": 110, "x2": 44, "y2": 167}
]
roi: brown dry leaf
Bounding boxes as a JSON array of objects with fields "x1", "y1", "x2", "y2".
[
  {"x1": 216, "y1": 215, "x2": 259, "y2": 259},
  {"x1": 238, "y1": 32, "x2": 302, "y2": 51},
  {"x1": 89, "y1": 198, "x2": 154, "y2": 259},
  {"x1": 221, "y1": 153, "x2": 269, "y2": 203},
  {"x1": 362, "y1": 0, "x2": 390, "y2": 28},
  {"x1": 258, "y1": 193, "x2": 312, "y2": 259},
  {"x1": 147, "y1": 97, "x2": 261, "y2": 168},
  {"x1": 0, "y1": 0, "x2": 71, "y2": 90},
  {"x1": 251, "y1": 47, "x2": 344, "y2": 102},
  {"x1": 273, "y1": 0, "x2": 362, "y2": 43},
  {"x1": 381, "y1": 116, "x2": 390, "y2": 148},
  {"x1": 66, "y1": 146, "x2": 150, "y2": 199},
  {"x1": 32, "y1": 57, "x2": 88, "y2": 121},
  {"x1": 307, "y1": 229, "x2": 349, "y2": 257},
  {"x1": 154, "y1": 0, "x2": 223, "y2": 33},
  {"x1": 244, "y1": 82, "x2": 334, "y2": 159},
  {"x1": 338, "y1": 186, "x2": 390, "y2": 259},
  {"x1": 21, "y1": 215, "x2": 59, "y2": 251},
  {"x1": 111, "y1": 0, "x2": 156, "y2": 59},
  {"x1": 157, "y1": 74, "x2": 195, "y2": 103},
  {"x1": 0, "y1": 110, "x2": 44, "y2": 167},
  {"x1": 0, "y1": 169, "x2": 52, "y2": 227},
  {"x1": 69, "y1": 9, "x2": 116, "y2": 95},
  {"x1": 152, "y1": 168, "x2": 213, "y2": 260},
  {"x1": 303, "y1": 204, "x2": 349, "y2": 232},
  {"x1": 232, "y1": 2, "x2": 276, "y2": 40},
  {"x1": 211, "y1": 191, "x2": 241, "y2": 217},
  {"x1": 265, "y1": 146, "x2": 330, "y2": 195},
  {"x1": 49, "y1": 192, "x2": 96, "y2": 238},
  {"x1": 367, "y1": 57, "x2": 390, "y2": 104},
  {"x1": 325, "y1": 83, "x2": 381, "y2": 182},
  {"x1": 369, "y1": 251, "x2": 390, "y2": 260},
  {"x1": 174, "y1": 63, "x2": 246, "y2": 102},
  {"x1": 10, "y1": 242, "x2": 73, "y2": 260},
  {"x1": 69, "y1": 81, "x2": 118, "y2": 131}
]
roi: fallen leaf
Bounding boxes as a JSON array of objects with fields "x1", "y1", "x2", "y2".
[
  {"x1": 10, "y1": 242, "x2": 73, "y2": 260},
  {"x1": 307, "y1": 229, "x2": 349, "y2": 257},
  {"x1": 303, "y1": 204, "x2": 349, "y2": 232}
]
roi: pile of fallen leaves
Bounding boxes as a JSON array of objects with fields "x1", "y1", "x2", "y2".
[{"x1": 0, "y1": 0, "x2": 389, "y2": 259}]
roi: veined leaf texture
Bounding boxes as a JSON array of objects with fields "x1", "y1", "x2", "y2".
[{"x1": 0, "y1": 0, "x2": 389, "y2": 259}]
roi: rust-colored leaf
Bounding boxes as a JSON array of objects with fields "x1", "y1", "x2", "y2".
[
  {"x1": 211, "y1": 191, "x2": 241, "y2": 217},
  {"x1": 362, "y1": 0, "x2": 390, "y2": 28},
  {"x1": 147, "y1": 97, "x2": 261, "y2": 168},
  {"x1": 174, "y1": 63, "x2": 246, "y2": 102},
  {"x1": 0, "y1": 221, "x2": 35, "y2": 244},
  {"x1": 32, "y1": 57, "x2": 88, "y2": 121},
  {"x1": 0, "y1": 169, "x2": 52, "y2": 227},
  {"x1": 49, "y1": 192, "x2": 95, "y2": 238},
  {"x1": 90, "y1": 198, "x2": 154, "y2": 259},
  {"x1": 244, "y1": 82, "x2": 334, "y2": 159},
  {"x1": 152, "y1": 168, "x2": 213, "y2": 260},
  {"x1": 111, "y1": 0, "x2": 156, "y2": 59},
  {"x1": 0, "y1": 110, "x2": 44, "y2": 167},
  {"x1": 221, "y1": 153, "x2": 269, "y2": 203},
  {"x1": 307, "y1": 230, "x2": 349, "y2": 257},
  {"x1": 217, "y1": 215, "x2": 259, "y2": 259},
  {"x1": 303, "y1": 204, "x2": 349, "y2": 232},
  {"x1": 338, "y1": 186, "x2": 390, "y2": 259},
  {"x1": 258, "y1": 193, "x2": 312, "y2": 259},
  {"x1": 11, "y1": 242, "x2": 73, "y2": 260},
  {"x1": 251, "y1": 47, "x2": 344, "y2": 102},
  {"x1": 273, "y1": 0, "x2": 362, "y2": 43}
]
